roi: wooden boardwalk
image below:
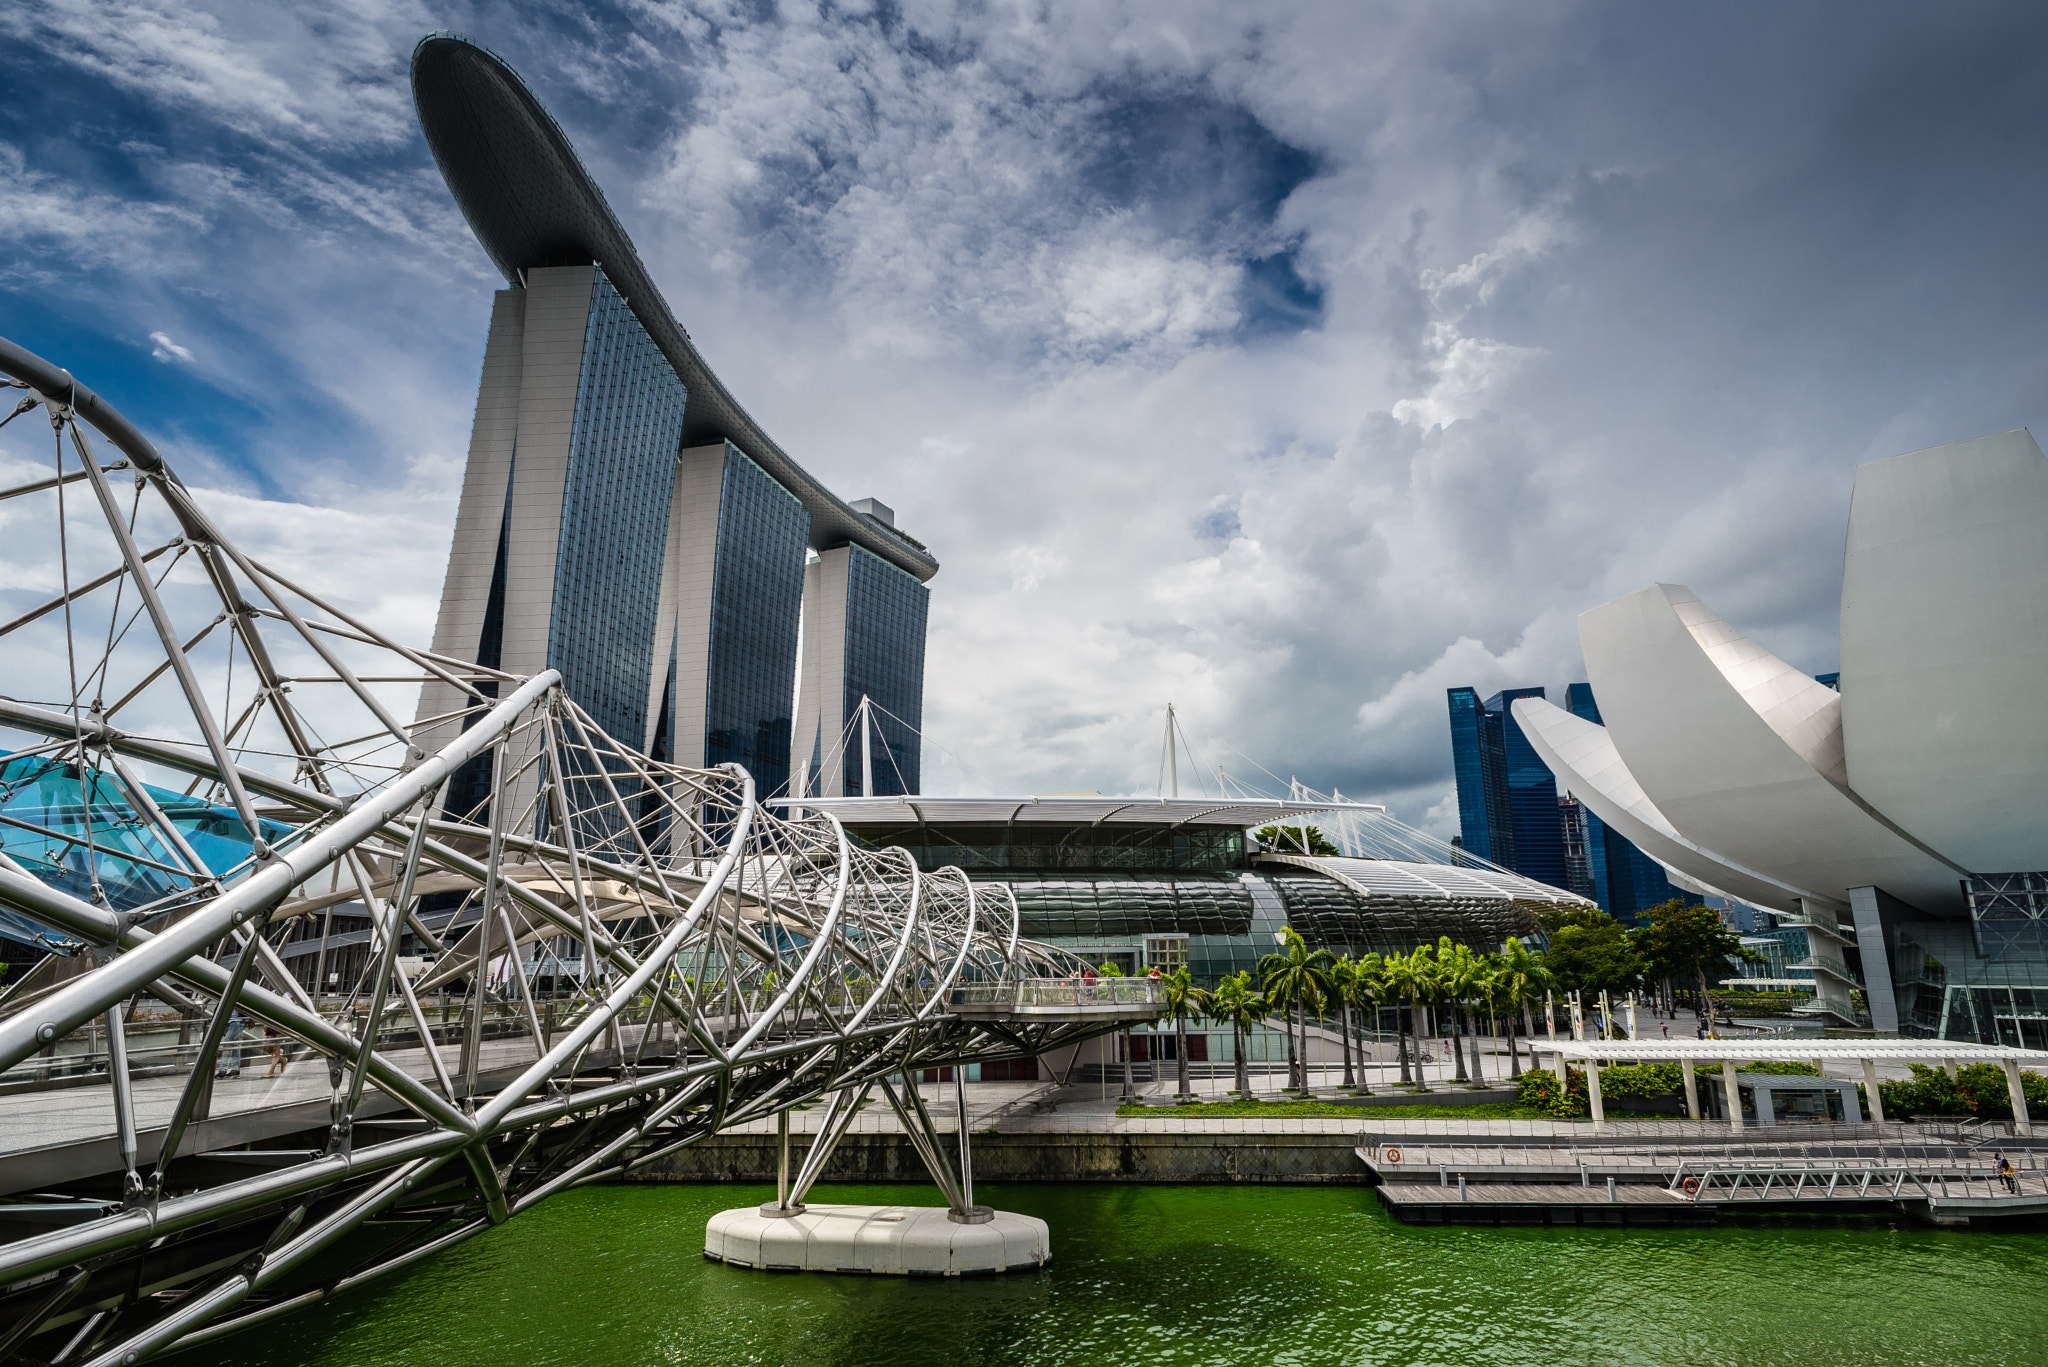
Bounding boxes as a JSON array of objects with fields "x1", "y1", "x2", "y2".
[
  {"x1": 1372, "y1": 1157, "x2": 2048, "y2": 1227},
  {"x1": 1377, "y1": 1180, "x2": 1710, "y2": 1226}
]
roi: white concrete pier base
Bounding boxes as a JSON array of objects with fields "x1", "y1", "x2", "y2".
[{"x1": 705, "y1": 1204, "x2": 1050, "y2": 1276}]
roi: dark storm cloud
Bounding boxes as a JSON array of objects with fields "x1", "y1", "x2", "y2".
[{"x1": 1, "y1": 0, "x2": 2043, "y2": 831}]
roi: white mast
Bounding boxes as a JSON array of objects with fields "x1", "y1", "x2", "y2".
[
  {"x1": 860, "y1": 694, "x2": 874, "y2": 798},
  {"x1": 1166, "y1": 702, "x2": 1178, "y2": 798}
]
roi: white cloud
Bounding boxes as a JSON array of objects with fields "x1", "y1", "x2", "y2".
[
  {"x1": 148, "y1": 331, "x2": 194, "y2": 363},
  {"x1": 6, "y1": 0, "x2": 2045, "y2": 836}
]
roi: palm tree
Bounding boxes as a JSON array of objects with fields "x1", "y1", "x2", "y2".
[
  {"x1": 1205, "y1": 971, "x2": 1268, "y2": 1096},
  {"x1": 1381, "y1": 947, "x2": 1435, "y2": 1087},
  {"x1": 1259, "y1": 928, "x2": 1334, "y2": 1093},
  {"x1": 1492, "y1": 937, "x2": 1552, "y2": 1078},
  {"x1": 1330, "y1": 956, "x2": 1361, "y2": 1089},
  {"x1": 1339, "y1": 952, "x2": 1385, "y2": 1091},
  {"x1": 1433, "y1": 938, "x2": 1481, "y2": 1083},
  {"x1": 1099, "y1": 961, "x2": 1135, "y2": 1098},
  {"x1": 1161, "y1": 966, "x2": 1201, "y2": 1099}
]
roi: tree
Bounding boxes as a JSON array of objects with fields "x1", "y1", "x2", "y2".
[
  {"x1": 1632, "y1": 900, "x2": 1762, "y2": 1009},
  {"x1": 1537, "y1": 905, "x2": 1646, "y2": 1008},
  {"x1": 1204, "y1": 971, "x2": 1269, "y2": 1096},
  {"x1": 1254, "y1": 824, "x2": 1339, "y2": 856},
  {"x1": 1259, "y1": 927, "x2": 1335, "y2": 1092},
  {"x1": 1381, "y1": 946, "x2": 1437, "y2": 1087},
  {"x1": 1434, "y1": 938, "x2": 1488, "y2": 1083},
  {"x1": 1491, "y1": 937, "x2": 1553, "y2": 1077},
  {"x1": 1346, "y1": 953, "x2": 1387, "y2": 1090},
  {"x1": 1098, "y1": 961, "x2": 1136, "y2": 1098},
  {"x1": 1330, "y1": 954, "x2": 1384, "y2": 1090},
  {"x1": 1160, "y1": 966, "x2": 1201, "y2": 1098}
]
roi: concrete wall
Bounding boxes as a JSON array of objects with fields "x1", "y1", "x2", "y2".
[
  {"x1": 625, "y1": 1130, "x2": 1370, "y2": 1186},
  {"x1": 663, "y1": 443, "x2": 728, "y2": 767},
  {"x1": 791, "y1": 547, "x2": 850, "y2": 796}
]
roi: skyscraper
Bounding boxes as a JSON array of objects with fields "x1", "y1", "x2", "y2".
[
  {"x1": 408, "y1": 34, "x2": 936, "y2": 810},
  {"x1": 1447, "y1": 687, "x2": 1515, "y2": 865},
  {"x1": 1443, "y1": 685, "x2": 1573, "y2": 894},
  {"x1": 792, "y1": 535, "x2": 930, "y2": 798}
]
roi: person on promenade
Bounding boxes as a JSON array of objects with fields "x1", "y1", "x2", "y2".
[
  {"x1": 217, "y1": 1010, "x2": 247, "y2": 1079},
  {"x1": 1661, "y1": 1023, "x2": 1670, "y2": 1040},
  {"x1": 1995, "y1": 1152, "x2": 2018, "y2": 1194},
  {"x1": 263, "y1": 1023, "x2": 287, "y2": 1078}
]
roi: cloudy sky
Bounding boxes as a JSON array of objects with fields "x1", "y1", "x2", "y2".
[{"x1": 3, "y1": 0, "x2": 2045, "y2": 831}]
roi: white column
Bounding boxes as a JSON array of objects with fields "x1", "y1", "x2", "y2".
[
  {"x1": 1586, "y1": 1057, "x2": 1607, "y2": 1134},
  {"x1": 1943, "y1": 1057, "x2": 1958, "y2": 1081},
  {"x1": 2005, "y1": 1059, "x2": 2033, "y2": 1138},
  {"x1": 1861, "y1": 1058, "x2": 1885, "y2": 1124},
  {"x1": 1681, "y1": 1058, "x2": 1700, "y2": 1120},
  {"x1": 1722, "y1": 1059, "x2": 1744, "y2": 1135}
]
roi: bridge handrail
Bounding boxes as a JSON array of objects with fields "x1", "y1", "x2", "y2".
[{"x1": 948, "y1": 977, "x2": 1164, "y2": 1009}]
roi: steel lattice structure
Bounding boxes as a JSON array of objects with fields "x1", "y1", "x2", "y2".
[{"x1": 0, "y1": 338, "x2": 1148, "y2": 1364}]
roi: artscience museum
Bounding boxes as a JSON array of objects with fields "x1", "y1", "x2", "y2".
[{"x1": 1516, "y1": 429, "x2": 2048, "y2": 1043}]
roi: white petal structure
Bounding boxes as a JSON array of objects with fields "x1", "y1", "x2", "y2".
[
  {"x1": 1840, "y1": 430, "x2": 2048, "y2": 874},
  {"x1": 1509, "y1": 695, "x2": 1820, "y2": 912},
  {"x1": 1510, "y1": 429, "x2": 2048, "y2": 1037},
  {"x1": 1556, "y1": 583, "x2": 1964, "y2": 915}
]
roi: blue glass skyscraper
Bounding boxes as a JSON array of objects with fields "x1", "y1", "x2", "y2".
[
  {"x1": 1445, "y1": 685, "x2": 1567, "y2": 892},
  {"x1": 1447, "y1": 687, "x2": 1515, "y2": 865}
]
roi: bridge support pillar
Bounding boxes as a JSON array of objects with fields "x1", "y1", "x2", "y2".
[
  {"x1": 2005, "y1": 1060, "x2": 2033, "y2": 1138},
  {"x1": 1681, "y1": 1059, "x2": 1699, "y2": 1120},
  {"x1": 879, "y1": 1071, "x2": 991, "y2": 1223},
  {"x1": 1862, "y1": 1058, "x2": 1885, "y2": 1124}
]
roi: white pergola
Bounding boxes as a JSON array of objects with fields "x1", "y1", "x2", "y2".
[{"x1": 1538, "y1": 1038, "x2": 2048, "y2": 1136}]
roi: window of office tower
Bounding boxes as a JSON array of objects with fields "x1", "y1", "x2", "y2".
[
  {"x1": 548, "y1": 268, "x2": 689, "y2": 748},
  {"x1": 705, "y1": 445, "x2": 807, "y2": 795},
  {"x1": 841, "y1": 545, "x2": 929, "y2": 797}
]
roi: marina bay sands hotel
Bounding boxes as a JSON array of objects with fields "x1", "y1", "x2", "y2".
[{"x1": 409, "y1": 34, "x2": 931, "y2": 801}]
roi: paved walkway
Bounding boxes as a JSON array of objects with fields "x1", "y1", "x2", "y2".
[{"x1": 0, "y1": 1036, "x2": 541, "y2": 1158}]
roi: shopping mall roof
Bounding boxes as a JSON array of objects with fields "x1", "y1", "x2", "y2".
[
  {"x1": 771, "y1": 795, "x2": 1384, "y2": 828},
  {"x1": 1260, "y1": 853, "x2": 1594, "y2": 908}
]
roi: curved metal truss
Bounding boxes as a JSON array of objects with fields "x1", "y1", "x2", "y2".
[{"x1": 0, "y1": 339, "x2": 1138, "y2": 1364}]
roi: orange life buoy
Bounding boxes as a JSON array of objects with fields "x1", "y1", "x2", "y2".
[
  {"x1": 1384, "y1": 1146, "x2": 1402, "y2": 1164},
  {"x1": 1681, "y1": 1177, "x2": 1701, "y2": 1194}
]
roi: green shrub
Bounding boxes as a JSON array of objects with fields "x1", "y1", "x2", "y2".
[
  {"x1": 1516, "y1": 1062, "x2": 1688, "y2": 1117},
  {"x1": 1879, "y1": 1063, "x2": 2048, "y2": 1120},
  {"x1": 1598, "y1": 1062, "x2": 1685, "y2": 1098},
  {"x1": 1517, "y1": 1067, "x2": 1588, "y2": 1117},
  {"x1": 1736, "y1": 1061, "x2": 1823, "y2": 1076}
]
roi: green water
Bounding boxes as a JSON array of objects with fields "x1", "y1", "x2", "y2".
[{"x1": 190, "y1": 1184, "x2": 2048, "y2": 1367}]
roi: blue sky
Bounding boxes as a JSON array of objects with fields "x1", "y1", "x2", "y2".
[{"x1": 3, "y1": 1, "x2": 2045, "y2": 829}]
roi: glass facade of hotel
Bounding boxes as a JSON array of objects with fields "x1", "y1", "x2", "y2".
[
  {"x1": 703, "y1": 444, "x2": 808, "y2": 797},
  {"x1": 840, "y1": 545, "x2": 928, "y2": 797},
  {"x1": 548, "y1": 268, "x2": 691, "y2": 750}
]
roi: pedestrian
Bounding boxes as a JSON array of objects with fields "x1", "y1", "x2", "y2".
[
  {"x1": 217, "y1": 1009, "x2": 247, "y2": 1079},
  {"x1": 1995, "y1": 1151, "x2": 2019, "y2": 1194},
  {"x1": 1661, "y1": 1022, "x2": 1670, "y2": 1040},
  {"x1": 263, "y1": 1022, "x2": 287, "y2": 1078}
]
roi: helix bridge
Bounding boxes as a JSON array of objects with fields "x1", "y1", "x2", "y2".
[{"x1": 0, "y1": 337, "x2": 1154, "y2": 1363}]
